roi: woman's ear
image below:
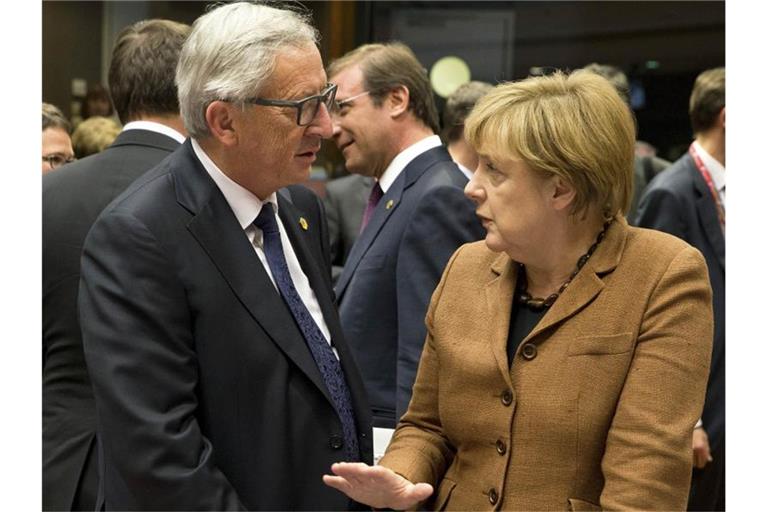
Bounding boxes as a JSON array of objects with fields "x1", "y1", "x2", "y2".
[
  {"x1": 386, "y1": 85, "x2": 410, "y2": 118},
  {"x1": 205, "y1": 101, "x2": 239, "y2": 146},
  {"x1": 549, "y1": 175, "x2": 577, "y2": 212}
]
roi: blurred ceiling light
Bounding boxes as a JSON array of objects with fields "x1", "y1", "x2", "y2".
[{"x1": 430, "y1": 56, "x2": 471, "y2": 98}]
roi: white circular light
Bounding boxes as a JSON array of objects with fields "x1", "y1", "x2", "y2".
[{"x1": 430, "y1": 56, "x2": 471, "y2": 98}]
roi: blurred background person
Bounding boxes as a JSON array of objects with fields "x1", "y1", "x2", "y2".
[
  {"x1": 71, "y1": 116, "x2": 121, "y2": 159},
  {"x1": 580, "y1": 62, "x2": 670, "y2": 223},
  {"x1": 42, "y1": 102, "x2": 75, "y2": 173},
  {"x1": 324, "y1": 71, "x2": 713, "y2": 510},
  {"x1": 441, "y1": 80, "x2": 493, "y2": 177},
  {"x1": 635, "y1": 67, "x2": 725, "y2": 512},
  {"x1": 42, "y1": 19, "x2": 189, "y2": 511},
  {"x1": 328, "y1": 42, "x2": 484, "y2": 461},
  {"x1": 80, "y1": 83, "x2": 114, "y2": 121}
]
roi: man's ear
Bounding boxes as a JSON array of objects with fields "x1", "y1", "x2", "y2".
[
  {"x1": 387, "y1": 85, "x2": 410, "y2": 118},
  {"x1": 549, "y1": 175, "x2": 577, "y2": 212},
  {"x1": 205, "y1": 101, "x2": 239, "y2": 146}
]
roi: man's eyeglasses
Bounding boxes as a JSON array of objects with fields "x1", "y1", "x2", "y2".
[
  {"x1": 42, "y1": 153, "x2": 76, "y2": 169},
  {"x1": 240, "y1": 83, "x2": 337, "y2": 126},
  {"x1": 330, "y1": 90, "x2": 371, "y2": 117}
]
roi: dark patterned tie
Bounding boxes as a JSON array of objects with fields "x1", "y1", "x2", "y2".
[
  {"x1": 359, "y1": 182, "x2": 383, "y2": 233},
  {"x1": 254, "y1": 203, "x2": 359, "y2": 461}
]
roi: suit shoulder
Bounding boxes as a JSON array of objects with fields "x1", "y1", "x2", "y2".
[{"x1": 644, "y1": 155, "x2": 696, "y2": 195}]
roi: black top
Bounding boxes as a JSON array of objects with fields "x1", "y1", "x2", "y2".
[{"x1": 507, "y1": 300, "x2": 547, "y2": 368}]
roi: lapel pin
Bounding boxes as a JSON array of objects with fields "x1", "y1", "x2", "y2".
[
  {"x1": 385, "y1": 199, "x2": 394, "y2": 210},
  {"x1": 299, "y1": 217, "x2": 308, "y2": 231}
]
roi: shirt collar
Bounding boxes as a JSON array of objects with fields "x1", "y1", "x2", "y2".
[
  {"x1": 378, "y1": 135, "x2": 442, "y2": 192},
  {"x1": 191, "y1": 138, "x2": 278, "y2": 229},
  {"x1": 692, "y1": 140, "x2": 725, "y2": 192},
  {"x1": 122, "y1": 120, "x2": 186, "y2": 144},
  {"x1": 456, "y1": 162, "x2": 473, "y2": 180}
]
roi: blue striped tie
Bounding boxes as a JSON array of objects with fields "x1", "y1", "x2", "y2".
[{"x1": 254, "y1": 203, "x2": 359, "y2": 461}]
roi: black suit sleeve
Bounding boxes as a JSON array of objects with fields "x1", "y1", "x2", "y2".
[
  {"x1": 79, "y1": 210, "x2": 245, "y2": 510},
  {"x1": 394, "y1": 185, "x2": 483, "y2": 421}
]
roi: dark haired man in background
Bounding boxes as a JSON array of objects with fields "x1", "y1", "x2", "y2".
[
  {"x1": 328, "y1": 42, "x2": 484, "y2": 461},
  {"x1": 636, "y1": 67, "x2": 725, "y2": 511},
  {"x1": 42, "y1": 18, "x2": 190, "y2": 511}
]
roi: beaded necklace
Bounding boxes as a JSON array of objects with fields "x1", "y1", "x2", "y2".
[{"x1": 516, "y1": 217, "x2": 613, "y2": 312}]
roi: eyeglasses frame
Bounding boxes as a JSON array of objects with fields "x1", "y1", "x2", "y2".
[{"x1": 239, "y1": 82, "x2": 338, "y2": 126}]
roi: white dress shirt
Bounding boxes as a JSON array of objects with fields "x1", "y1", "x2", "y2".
[
  {"x1": 122, "y1": 120, "x2": 186, "y2": 144},
  {"x1": 191, "y1": 139, "x2": 335, "y2": 352},
  {"x1": 692, "y1": 140, "x2": 725, "y2": 207},
  {"x1": 377, "y1": 135, "x2": 442, "y2": 193}
]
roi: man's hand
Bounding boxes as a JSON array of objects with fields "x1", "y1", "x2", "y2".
[
  {"x1": 323, "y1": 462, "x2": 433, "y2": 509},
  {"x1": 692, "y1": 427, "x2": 713, "y2": 469}
]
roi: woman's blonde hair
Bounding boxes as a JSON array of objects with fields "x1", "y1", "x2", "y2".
[{"x1": 465, "y1": 70, "x2": 636, "y2": 217}]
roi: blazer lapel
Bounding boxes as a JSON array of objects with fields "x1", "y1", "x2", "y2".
[
  {"x1": 278, "y1": 196, "x2": 366, "y2": 404},
  {"x1": 173, "y1": 143, "x2": 330, "y2": 402},
  {"x1": 523, "y1": 217, "x2": 627, "y2": 345},
  {"x1": 689, "y1": 158, "x2": 725, "y2": 270},
  {"x1": 485, "y1": 253, "x2": 517, "y2": 387},
  {"x1": 335, "y1": 147, "x2": 449, "y2": 298},
  {"x1": 335, "y1": 172, "x2": 405, "y2": 298}
]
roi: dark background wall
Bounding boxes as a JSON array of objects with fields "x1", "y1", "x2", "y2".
[{"x1": 42, "y1": 0, "x2": 725, "y2": 168}]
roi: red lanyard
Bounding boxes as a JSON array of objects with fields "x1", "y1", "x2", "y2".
[{"x1": 689, "y1": 143, "x2": 725, "y2": 231}]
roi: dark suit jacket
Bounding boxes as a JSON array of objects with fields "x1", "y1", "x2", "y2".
[
  {"x1": 635, "y1": 153, "x2": 725, "y2": 452},
  {"x1": 78, "y1": 140, "x2": 373, "y2": 510},
  {"x1": 322, "y1": 174, "x2": 374, "y2": 282},
  {"x1": 43, "y1": 129, "x2": 180, "y2": 511},
  {"x1": 335, "y1": 145, "x2": 484, "y2": 427}
]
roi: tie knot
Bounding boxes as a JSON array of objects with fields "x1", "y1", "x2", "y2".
[{"x1": 253, "y1": 202, "x2": 279, "y2": 234}]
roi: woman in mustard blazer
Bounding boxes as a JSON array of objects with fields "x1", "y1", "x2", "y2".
[{"x1": 324, "y1": 71, "x2": 713, "y2": 510}]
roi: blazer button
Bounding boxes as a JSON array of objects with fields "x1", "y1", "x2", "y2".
[
  {"x1": 330, "y1": 434, "x2": 343, "y2": 450},
  {"x1": 501, "y1": 389, "x2": 513, "y2": 406},
  {"x1": 495, "y1": 439, "x2": 507, "y2": 455},
  {"x1": 488, "y1": 487, "x2": 499, "y2": 505},
  {"x1": 521, "y1": 343, "x2": 537, "y2": 360}
]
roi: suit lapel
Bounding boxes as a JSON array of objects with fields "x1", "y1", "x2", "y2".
[
  {"x1": 278, "y1": 196, "x2": 367, "y2": 405},
  {"x1": 485, "y1": 253, "x2": 517, "y2": 387},
  {"x1": 334, "y1": 171, "x2": 405, "y2": 298},
  {"x1": 522, "y1": 217, "x2": 627, "y2": 345},
  {"x1": 335, "y1": 146, "x2": 449, "y2": 298},
  {"x1": 173, "y1": 143, "x2": 331, "y2": 403},
  {"x1": 687, "y1": 157, "x2": 725, "y2": 270}
]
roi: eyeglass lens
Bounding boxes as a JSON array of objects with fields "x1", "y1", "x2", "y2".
[{"x1": 298, "y1": 86, "x2": 336, "y2": 126}]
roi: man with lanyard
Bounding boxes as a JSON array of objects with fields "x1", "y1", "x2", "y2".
[{"x1": 635, "y1": 67, "x2": 725, "y2": 511}]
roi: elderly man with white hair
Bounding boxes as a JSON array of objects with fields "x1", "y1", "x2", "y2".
[{"x1": 78, "y1": 3, "x2": 372, "y2": 509}]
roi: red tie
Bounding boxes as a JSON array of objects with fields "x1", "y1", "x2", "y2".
[{"x1": 359, "y1": 182, "x2": 383, "y2": 233}]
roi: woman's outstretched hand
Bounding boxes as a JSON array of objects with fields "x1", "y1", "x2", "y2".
[{"x1": 323, "y1": 462, "x2": 434, "y2": 509}]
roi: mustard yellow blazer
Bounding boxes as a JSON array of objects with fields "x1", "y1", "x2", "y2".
[{"x1": 380, "y1": 217, "x2": 713, "y2": 511}]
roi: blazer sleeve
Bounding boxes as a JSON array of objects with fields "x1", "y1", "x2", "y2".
[
  {"x1": 79, "y1": 210, "x2": 245, "y2": 510},
  {"x1": 600, "y1": 245, "x2": 713, "y2": 510},
  {"x1": 394, "y1": 185, "x2": 482, "y2": 421}
]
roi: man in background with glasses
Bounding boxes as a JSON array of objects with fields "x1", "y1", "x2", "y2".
[
  {"x1": 41, "y1": 103, "x2": 75, "y2": 173},
  {"x1": 328, "y1": 42, "x2": 484, "y2": 462},
  {"x1": 77, "y1": 3, "x2": 371, "y2": 510}
]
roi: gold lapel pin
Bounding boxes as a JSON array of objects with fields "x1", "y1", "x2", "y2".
[
  {"x1": 299, "y1": 217, "x2": 308, "y2": 231},
  {"x1": 385, "y1": 199, "x2": 394, "y2": 210}
]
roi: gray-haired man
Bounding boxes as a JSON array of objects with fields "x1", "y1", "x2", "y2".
[{"x1": 78, "y1": 3, "x2": 372, "y2": 509}]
